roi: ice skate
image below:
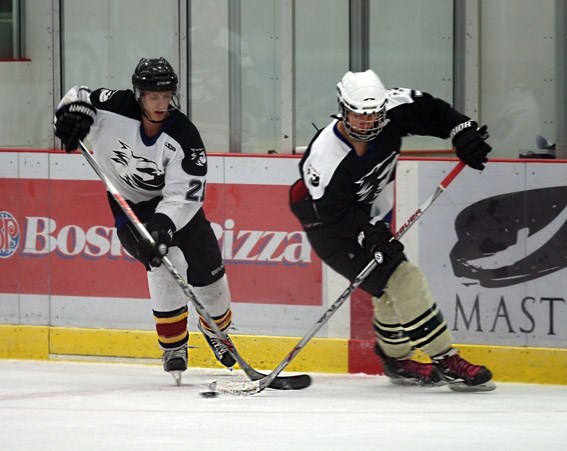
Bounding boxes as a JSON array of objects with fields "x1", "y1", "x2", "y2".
[
  {"x1": 198, "y1": 322, "x2": 236, "y2": 368},
  {"x1": 374, "y1": 344, "x2": 443, "y2": 386},
  {"x1": 162, "y1": 345, "x2": 188, "y2": 386},
  {"x1": 433, "y1": 349, "x2": 496, "y2": 392}
]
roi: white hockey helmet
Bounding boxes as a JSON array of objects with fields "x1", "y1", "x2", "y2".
[{"x1": 337, "y1": 70, "x2": 388, "y2": 141}]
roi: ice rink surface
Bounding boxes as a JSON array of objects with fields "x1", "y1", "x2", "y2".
[{"x1": 0, "y1": 360, "x2": 566, "y2": 451}]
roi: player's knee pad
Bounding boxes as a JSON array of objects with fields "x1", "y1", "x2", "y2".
[{"x1": 386, "y1": 261, "x2": 433, "y2": 308}]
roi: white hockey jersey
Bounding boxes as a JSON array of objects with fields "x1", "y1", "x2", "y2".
[{"x1": 57, "y1": 86, "x2": 207, "y2": 231}]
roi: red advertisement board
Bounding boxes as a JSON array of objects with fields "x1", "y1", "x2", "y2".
[{"x1": 0, "y1": 178, "x2": 322, "y2": 306}]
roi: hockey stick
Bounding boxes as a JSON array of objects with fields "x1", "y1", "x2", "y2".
[
  {"x1": 77, "y1": 139, "x2": 311, "y2": 391},
  {"x1": 210, "y1": 160, "x2": 466, "y2": 395}
]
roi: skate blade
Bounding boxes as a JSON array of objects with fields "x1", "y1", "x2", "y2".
[
  {"x1": 170, "y1": 371, "x2": 183, "y2": 386},
  {"x1": 448, "y1": 380, "x2": 496, "y2": 392},
  {"x1": 388, "y1": 376, "x2": 446, "y2": 387}
]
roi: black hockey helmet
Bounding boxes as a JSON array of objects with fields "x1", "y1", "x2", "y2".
[{"x1": 132, "y1": 57, "x2": 178, "y2": 96}]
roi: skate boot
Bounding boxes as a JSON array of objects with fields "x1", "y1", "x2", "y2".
[
  {"x1": 433, "y1": 349, "x2": 496, "y2": 392},
  {"x1": 162, "y1": 345, "x2": 187, "y2": 386},
  {"x1": 198, "y1": 321, "x2": 236, "y2": 368},
  {"x1": 374, "y1": 344, "x2": 443, "y2": 386}
]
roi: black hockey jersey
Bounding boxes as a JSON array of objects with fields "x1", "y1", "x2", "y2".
[{"x1": 298, "y1": 88, "x2": 469, "y2": 238}]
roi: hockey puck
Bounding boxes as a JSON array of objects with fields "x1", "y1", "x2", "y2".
[{"x1": 200, "y1": 391, "x2": 218, "y2": 398}]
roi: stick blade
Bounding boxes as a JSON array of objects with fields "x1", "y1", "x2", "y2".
[
  {"x1": 245, "y1": 367, "x2": 312, "y2": 390},
  {"x1": 211, "y1": 380, "x2": 262, "y2": 396},
  {"x1": 210, "y1": 373, "x2": 312, "y2": 396},
  {"x1": 265, "y1": 374, "x2": 312, "y2": 390}
]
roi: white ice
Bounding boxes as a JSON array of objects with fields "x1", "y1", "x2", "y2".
[{"x1": 0, "y1": 360, "x2": 566, "y2": 451}]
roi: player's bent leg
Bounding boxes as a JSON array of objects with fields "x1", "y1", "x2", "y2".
[
  {"x1": 153, "y1": 306, "x2": 189, "y2": 385},
  {"x1": 193, "y1": 275, "x2": 236, "y2": 368},
  {"x1": 147, "y1": 250, "x2": 191, "y2": 383},
  {"x1": 385, "y1": 262, "x2": 494, "y2": 391},
  {"x1": 372, "y1": 292, "x2": 412, "y2": 358},
  {"x1": 384, "y1": 261, "x2": 453, "y2": 357},
  {"x1": 372, "y1": 293, "x2": 442, "y2": 386},
  {"x1": 197, "y1": 314, "x2": 235, "y2": 368}
]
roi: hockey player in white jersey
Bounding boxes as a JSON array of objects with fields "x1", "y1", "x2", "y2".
[
  {"x1": 54, "y1": 57, "x2": 235, "y2": 383},
  {"x1": 290, "y1": 70, "x2": 495, "y2": 391}
]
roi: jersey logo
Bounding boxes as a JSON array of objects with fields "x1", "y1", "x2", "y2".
[
  {"x1": 354, "y1": 152, "x2": 397, "y2": 204},
  {"x1": 111, "y1": 140, "x2": 164, "y2": 191},
  {"x1": 307, "y1": 164, "x2": 320, "y2": 187},
  {"x1": 190, "y1": 148, "x2": 206, "y2": 166},
  {"x1": 98, "y1": 89, "x2": 117, "y2": 103},
  {"x1": 385, "y1": 87, "x2": 416, "y2": 111}
]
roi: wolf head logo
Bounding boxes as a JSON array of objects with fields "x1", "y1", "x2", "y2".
[{"x1": 111, "y1": 141, "x2": 164, "y2": 191}]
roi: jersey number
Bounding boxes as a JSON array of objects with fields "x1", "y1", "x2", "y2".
[{"x1": 186, "y1": 179, "x2": 206, "y2": 202}]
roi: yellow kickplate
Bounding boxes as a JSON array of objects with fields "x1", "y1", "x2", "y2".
[
  {"x1": 0, "y1": 325, "x2": 49, "y2": 359},
  {"x1": 1, "y1": 325, "x2": 566, "y2": 384}
]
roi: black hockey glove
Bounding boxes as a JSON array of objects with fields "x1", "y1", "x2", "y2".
[
  {"x1": 451, "y1": 121, "x2": 492, "y2": 171},
  {"x1": 138, "y1": 214, "x2": 175, "y2": 269},
  {"x1": 357, "y1": 221, "x2": 405, "y2": 265},
  {"x1": 55, "y1": 101, "x2": 97, "y2": 152}
]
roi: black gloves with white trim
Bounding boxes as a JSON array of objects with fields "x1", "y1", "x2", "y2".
[
  {"x1": 138, "y1": 213, "x2": 175, "y2": 269},
  {"x1": 55, "y1": 100, "x2": 97, "y2": 152},
  {"x1": 450, "y1": 121, "x2": 492, "y2": 171},
  {"x1": 357, "y1": 221, "x2": 405, "y2": 268}
]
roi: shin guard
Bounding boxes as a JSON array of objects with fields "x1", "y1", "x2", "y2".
[
  {"x1": 372, "y1": 293, "x2": 413, "y2": 359},
  {"x1": 384, "y1": 262, "x2": 453, "y2": 357}
]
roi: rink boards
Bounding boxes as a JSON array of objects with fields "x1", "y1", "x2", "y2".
[{"x1": 1, "y1": 150, "x2": 566, "y2": 384}]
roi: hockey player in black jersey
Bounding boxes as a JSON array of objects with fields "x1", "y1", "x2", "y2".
[
  {"x1": 290, "y1": 70, "x2": 495, "y2": 392},
  {"x1": 54, "y1": 57, "x2": 236, "y2": 383}
]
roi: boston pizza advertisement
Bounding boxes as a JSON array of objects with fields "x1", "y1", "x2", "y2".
[{"x1": 0, "y1": 152, "x2": 322, "y2": 335}]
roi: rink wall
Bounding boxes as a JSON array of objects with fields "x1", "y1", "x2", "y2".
[{"x1": 1, "y1": 150, "x2": 566, "y2": 385}]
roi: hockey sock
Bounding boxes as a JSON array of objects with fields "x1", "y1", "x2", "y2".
[
  {"x1": 383, "y1": 261, "x2": 453, "y2": 357},
  {"x1": 192, "y1": 274, "x2": 231, "y2": 317},
  {"x1": 372, "y1": 293, "x2": 413, "y2": 359},
  {"x1": 153, "y1": 305, "x2": 189, "y2": 350},
  {"x1": 198, "y1": 308, "x2": 233, "y2": 336}
]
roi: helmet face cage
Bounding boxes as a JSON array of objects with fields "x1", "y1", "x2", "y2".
[
  {"x1": 337, "y1": 70, "x2": 387, "y2": 142},
  {"x1": 132, "y1": 57, "x2": 180, "y2": 108},
  {"x1": 339, "y1": 102, "x2": 387, "y2": 142}
]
